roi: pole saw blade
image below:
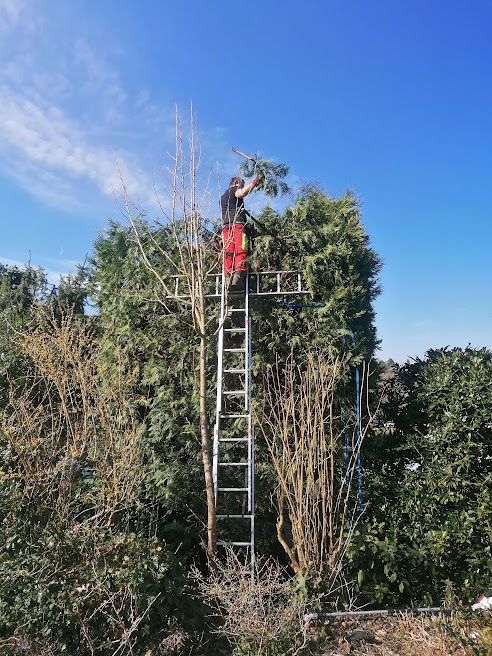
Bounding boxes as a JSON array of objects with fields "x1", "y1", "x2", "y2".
[{"x1": 231, "y1": 147, "x2": 255, "y2": 161}]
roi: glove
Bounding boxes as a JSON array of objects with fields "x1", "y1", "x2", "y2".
[{"x1": 252, "y1": 176, "x2": 260, "y2": 187}]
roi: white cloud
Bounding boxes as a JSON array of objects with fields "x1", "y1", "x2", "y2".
[
  {"x1": 0, "y1": 85, "x2": 157, "y2": 211},
  {"x1": 0, "y1": 256, "x2": 27, "y2": 268},
  {"x1": 0, "y1": 5, "x2": 260, "y2": 219},
  {"x1": 0, "y1": 0, "x2": 25, "y2": 31},
  {"x1": 0, "y1": 255, "x2": 71, "y2": 286},
  {"x1": 73, "y1": 38, "x2": 127, "y2": 124}
]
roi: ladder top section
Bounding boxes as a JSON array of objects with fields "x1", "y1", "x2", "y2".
[{"x1": 168, "y1": 270, "x2": 309, "y2": 299}]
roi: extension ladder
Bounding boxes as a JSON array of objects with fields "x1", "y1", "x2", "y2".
[
  {"x1": 166, "y1": 266, "x2": 307, "y2": 579},
  {"x1": 212, "y1": 268, "x2": 255, "y2": 578}
]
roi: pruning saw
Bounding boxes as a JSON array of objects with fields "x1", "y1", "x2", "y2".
[{"x1": 231, "y1": 147, "x2": 256, "y2": 161}]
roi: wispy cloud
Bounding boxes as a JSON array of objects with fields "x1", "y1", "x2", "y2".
[
  {"x1": 0, "y1": 6, "x2": 174, "y2": 214},
  {"x1": 0, "y1": 0, "x2": 25, "y2": 31},
  {"x1": 73, "y1": 38, "x2": 128, "y2": 125},
  {"x1": 0, "y1": 85, "x2": 158, "y2": 211},
  {"x1": 0, "y1": 254, "x2": 73, "y2": 286},
  {"x1": 0, "y1": 4, "x2": 268, "y2": 218}
]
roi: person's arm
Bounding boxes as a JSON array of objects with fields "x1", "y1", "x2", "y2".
[{"x1": 235, "y1": 177, "x2": 259, "y2": 199}]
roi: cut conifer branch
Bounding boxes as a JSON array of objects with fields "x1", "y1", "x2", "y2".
[{"x1": 232, "y1": 146, "x2": 291, "y2": 197}]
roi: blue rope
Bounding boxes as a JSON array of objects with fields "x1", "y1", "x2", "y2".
[{"x1": 355, "y1": 362, "x2": 363, "y2": 512}]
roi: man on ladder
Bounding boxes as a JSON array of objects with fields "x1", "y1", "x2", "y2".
[{"x1": 220, "y1": 175, "x2": 258, "y2": 290}]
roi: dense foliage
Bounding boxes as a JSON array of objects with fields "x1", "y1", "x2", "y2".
[
  {"x1": 1, "y1": 184, "x2": 491, "y2": 652},
  {"x1": 252, "y1": 187, "x2": 381, "y2": 362},
  {"x1": 350, "y1": 347, "x2": 492, "y2": 605}
]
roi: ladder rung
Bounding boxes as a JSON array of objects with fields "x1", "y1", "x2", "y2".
[
  {"x1": 217, "y1": 541, "x2": 252, "y2": 547},
  {"x1": 218, "y1": 462, "x2": 248, "y2": 466},
  {"x1": 218, "y1": 438, "x2": 249, "y2": 442},
  {"x1": 217, "y1": 487, "x2": 249, "y2": 492},
  {"x1": 222, "y1": 390, "x2": 247, "y2": 395},
  {"x1": 220, "y1": 414, "x2": 248, "y2": 419},
  {"x1": 229, "y1": 308, "x2": 246, "y2": 313},
  {"x1": 224, "y1": 348, "x2": 246, "y2": 352},
  {"x1": 224, "y1": 327, "x2": 246, "y2": 332},
  {"x1": 224, "y1": 368, "x2": 246, "y2": 373},
  {"x1": 217, "y1": 514, "x2": 252, "y2": 519}
]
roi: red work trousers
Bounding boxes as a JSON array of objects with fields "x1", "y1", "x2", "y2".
[{"x1": 222, "y1": 224, "x2": 248, "y2": 275}]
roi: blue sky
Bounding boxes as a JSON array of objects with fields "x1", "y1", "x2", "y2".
[{"x1": 1, "y1": 0, "x2": 491, "y2": 362}]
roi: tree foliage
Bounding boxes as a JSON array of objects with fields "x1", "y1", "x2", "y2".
[
  {"x1": 3, "y1": 179, "x2": 492, "y2": 650},
  {"x1": 0, "y1": 303, "x2": 205, "y2": 654},
  {"x1": 0, "y1": 182, "x2": 386, "y2": 651},
  {"x1": 252, "y1": 187, "x2": 381, "y2": 363}
]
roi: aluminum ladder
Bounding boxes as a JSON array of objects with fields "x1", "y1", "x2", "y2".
[{"x1": 212, "y1": 267, "x2": 255, "y2": 579}]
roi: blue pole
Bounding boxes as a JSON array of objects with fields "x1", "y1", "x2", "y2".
[
  {"x1": 355, "y1": 363, "x2": 362, "y2": 511},
  {"x1": 351, "y1": 333, "x2": 363, "y2": 512}
]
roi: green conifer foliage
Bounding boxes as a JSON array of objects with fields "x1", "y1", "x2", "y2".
[
  {"x1": 252, "y1": 186, "x2": 381, "y2": 364},
  {"x1": 239, "y1": 156, "x2": 290, "y2": 197}
]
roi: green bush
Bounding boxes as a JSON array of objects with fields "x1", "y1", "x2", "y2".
[
  {"x1": 0, "y1": 516, "x2": 197, "y2": 654},
  {"x1": 350, "y1": 348, "x2": 492, "y2": 606}
]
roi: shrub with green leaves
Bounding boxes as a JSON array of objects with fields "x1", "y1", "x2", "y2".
[
  {"x1": 350, "y1": 347, "x2": 492, "y2": 605},
  {"x1": 0, "y1": 305, "x2": 206, "y2": 654}
]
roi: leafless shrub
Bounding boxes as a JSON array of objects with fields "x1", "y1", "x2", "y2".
[
  {"x1": 191, "y1": 548, "x2": 309, "y2": 656},
  {"x1": 74, "y1": 583, "x2": 161, "y2": 656},
  {"x1": 1, "y1": 306, "x2": 144, "y2": 525},
  {"x1": 257, "y1": 349, "x2": 377, "y2": 582}
]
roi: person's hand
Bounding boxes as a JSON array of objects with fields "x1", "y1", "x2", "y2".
[{"x1": 252, "y1": 177, "x2": 259, "y2": 187}]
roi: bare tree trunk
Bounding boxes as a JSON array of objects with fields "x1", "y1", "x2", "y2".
[
  {"x1": 276, "y1": 492, "x2": 300, "y2": 574},
  {"x1": 199, "y1": 322, "x2": 216, "y2": 554}
]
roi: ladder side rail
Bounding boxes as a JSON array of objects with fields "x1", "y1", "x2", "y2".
[
  {"x1": 244, "y1": 254, "x2": 255, "y2": 580},
  {"x1": 212, "y1": 269, "x2": 226, "y2": 501},
  {"x1": 243, "y1": 268, "x2": 251, "y2": 517},
  {"x1": 248, "y1": 290, "x2": 255, "y2": 582}
]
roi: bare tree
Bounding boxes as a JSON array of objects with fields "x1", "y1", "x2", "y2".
[
  {"x1": 257, "y1": 349, "x2": 376, "y2": 582},
  {"x1": 119, "y1": 106, "x2": 224, "y2": 556}
]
